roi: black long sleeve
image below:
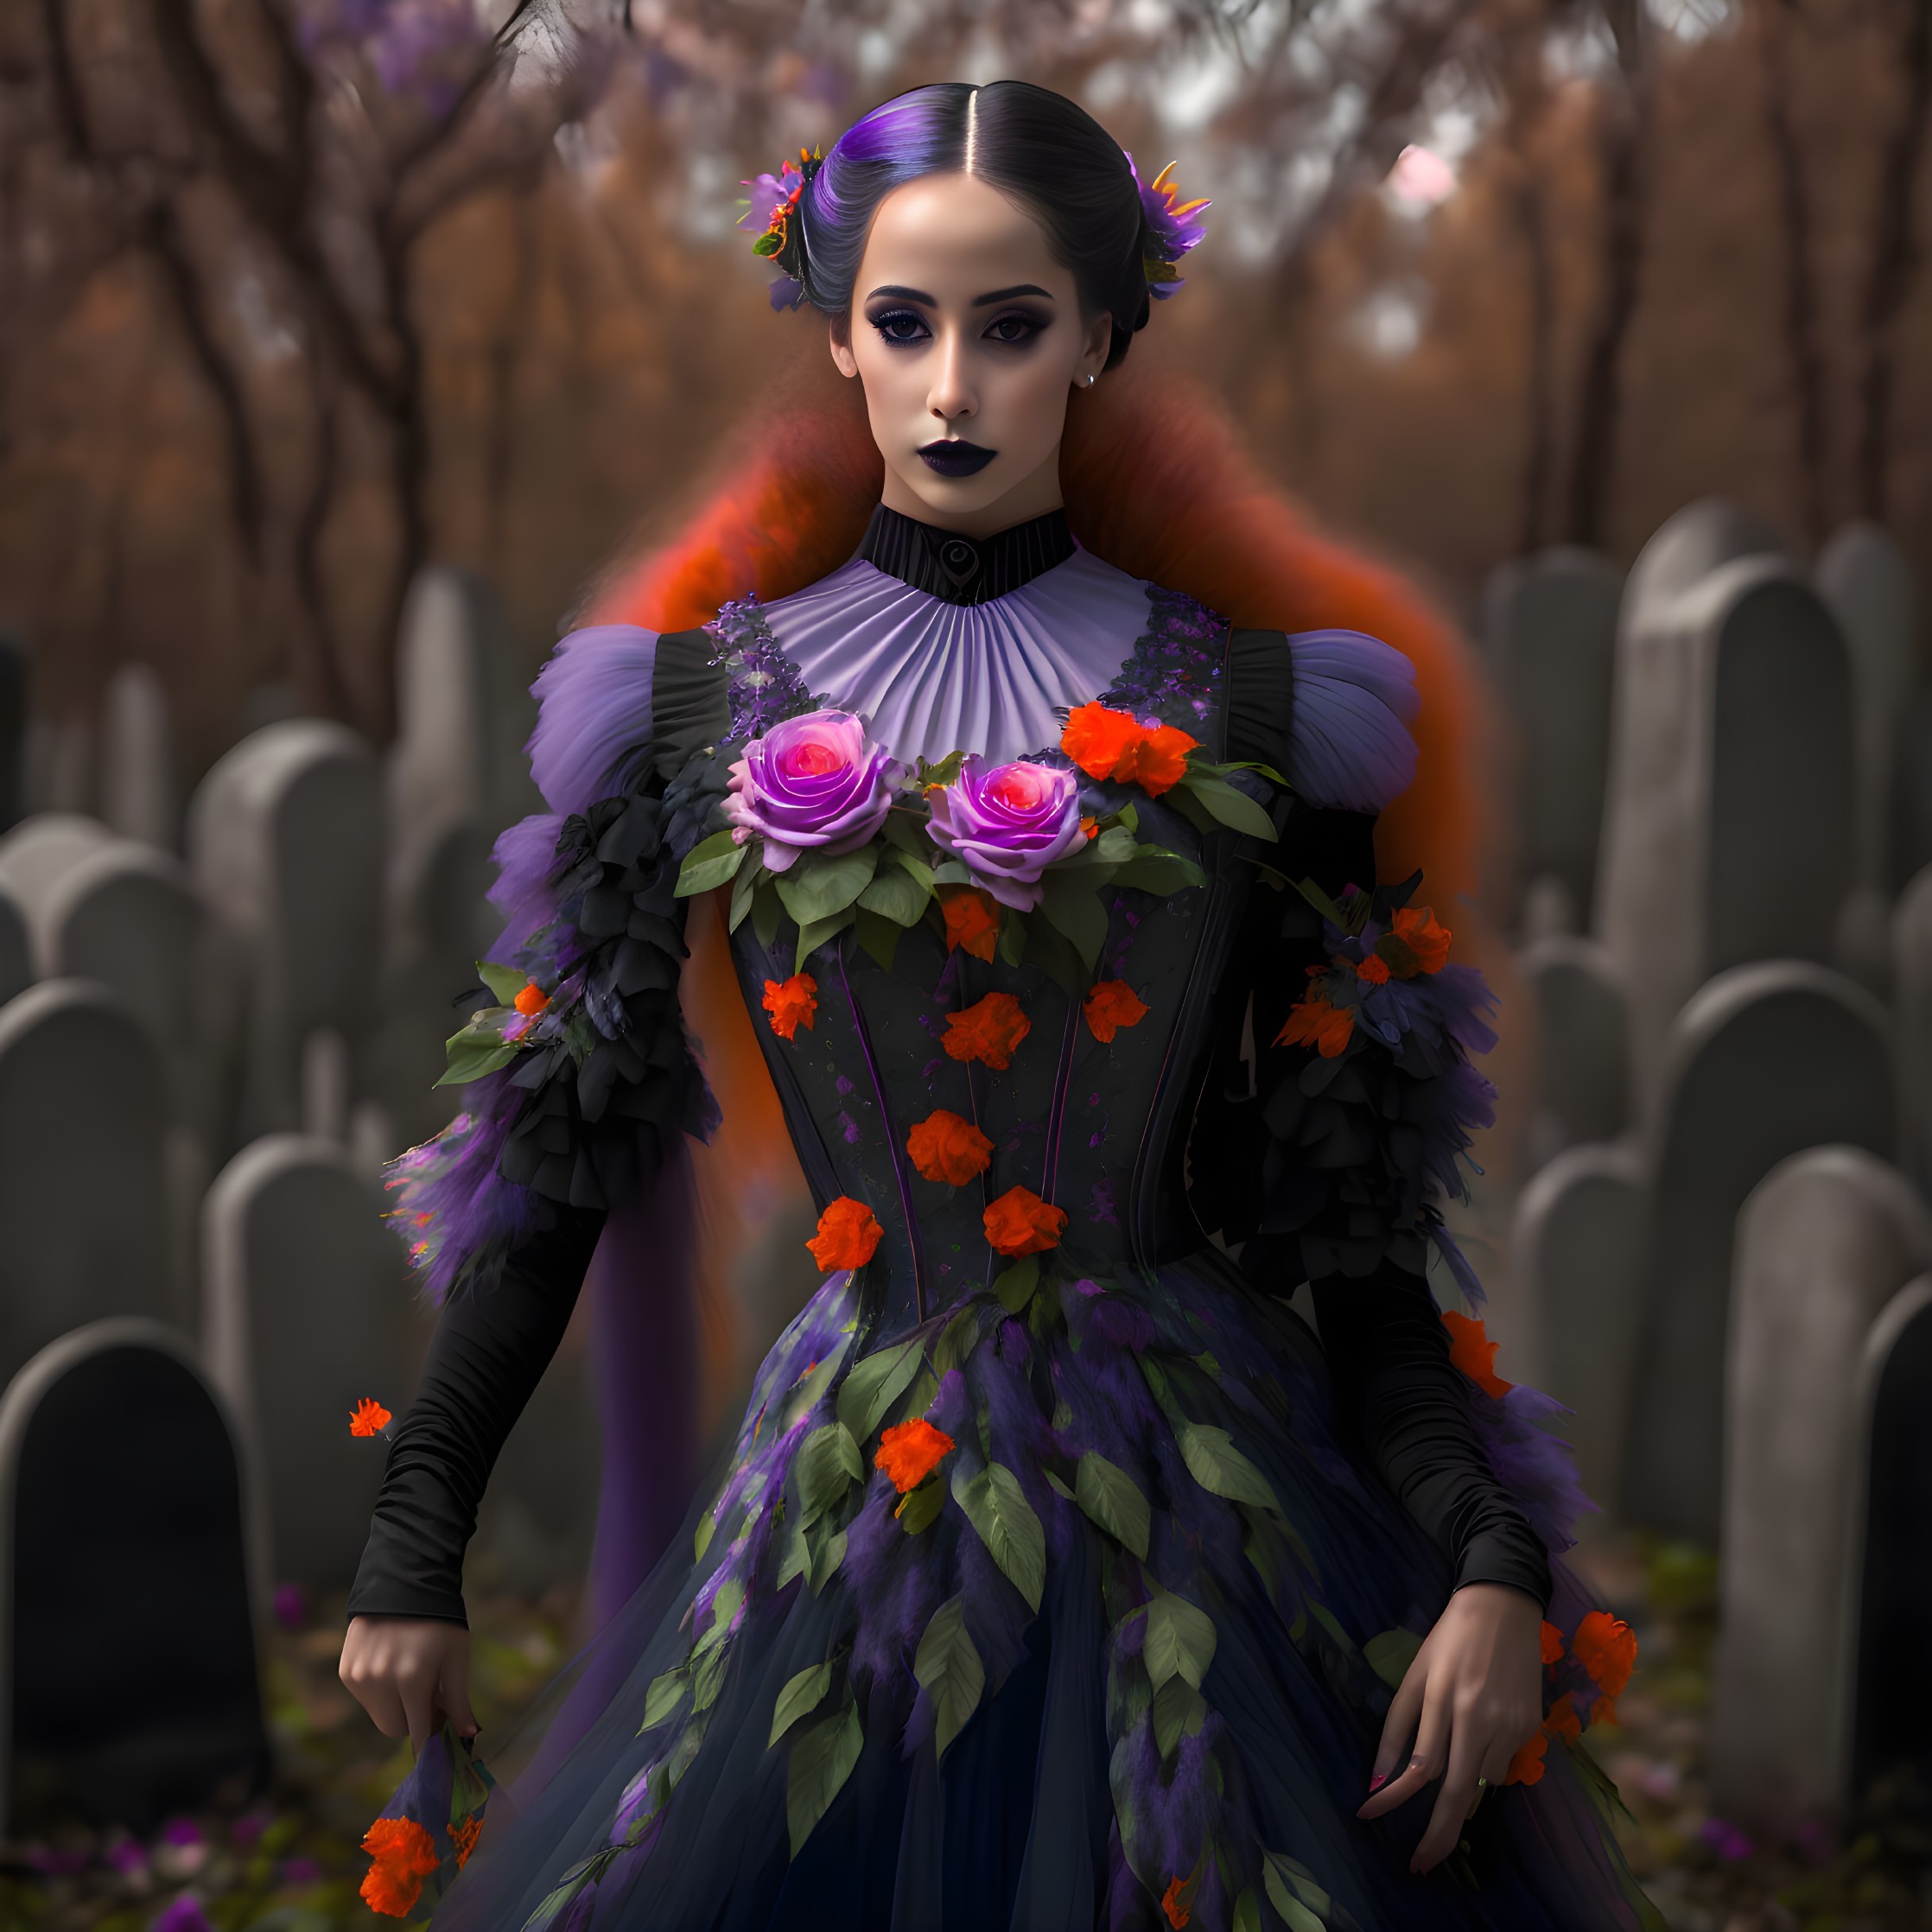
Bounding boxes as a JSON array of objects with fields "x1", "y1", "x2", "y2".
[
  {"x1": 1313, "y1": 1264, "x2": 1552, "y2": 1609},
  {"x1": 346, "y1": 1206, "x2": 607, "y2": 1624}
]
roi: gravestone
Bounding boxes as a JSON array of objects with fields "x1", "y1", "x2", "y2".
[
  {"x1": 1617, "y1": 498, "x2": 1789, "y2": 645},
  {"x1": 0, "y1": 886, "x2": 31, "y2": 1010},
  {"x1": 0, "y1": 982, "x2": 171, "y2": 1384},
  {"x1": 36, "y1": 841, "x2": 210, "y2": 1130},
  {"x1": 1595, "y1": 555, "x2": 1855, "y2": 1098},
  {"x1": 1520, "y1": 935, "x2": 1630, "y2": 1167},
  {"x1": 1708, "y1": 1148, "x2": 1930, "y2": 1827},
  {"x1": 1478, "y1": 548, "x2": 1623, "y2": 927},
  {"x1": 0, "y1": 813, "x2": 113, "y2": 947},
  {"x1": 99, "y1": 664, "x2": 178, "y2": 850},
  {"x1": 1894, "y1": 865, "x2": 1932, "y2": 1191},
  {"x1": 1511, "y1": 1141, "x2": 1646, "y2": 1512},
  {"x1": 1817, "y1": 523, "x2": 1919, "y2": 893},
  {"x1": 0, "y1": 1319, "x2": 269, "y2": 1830},
  {"x1": 1622, "y1": 962, "x2": 1897, "y2": 1543},
  {"x1": 1851, "y1": 1276, "x2": 1932, "y2": 1802},
  {"x1": 0, "y1": 632, "x2": 28, "y2": 831},
  {"x1": 202, "y1": 1136, "x2": 412, "y2": 1591},
  {"x1": 187, "y1": 721, "x2": 384, "y2": 1140}
]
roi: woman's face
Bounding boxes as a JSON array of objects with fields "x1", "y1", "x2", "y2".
[{"x1": 830, "y1": 172, "x2": 1113, "y2": 538}]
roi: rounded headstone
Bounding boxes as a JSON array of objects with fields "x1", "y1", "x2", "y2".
[
  {"x1": 99, "y1": 664, "x2": 178, "y2": 850},
  {"x1": 202, "y1": 1135, "x2": 412, "y2": 1591},
  {"x1": 1709, "y1": 1148, "x2": 1930, "y2": 1827},
  {"x1": 1512, "y1": 1141, "x2": 1646, "y2": 1511},
  {"x1": 1893, "y1": 864, "x2": 1932, "y2": 1190},
  {"x1": 0, "y1": 813, "x2": 113, "y2": 967},
  {"x1": 0, "y1": 1319, "x2": 268, "y2": 1830},
  {"x1": 1622, "y1": 962, "x2": 1897, "y2": 1542},
  {"x1": 1521, "y1": 935, "x2": 1630, "y2": 1166},
  {"x1": 1618, "y1": 498, "x2": 1790, "y2": 644},
  {"x1": 0, "y1": 982, "x2": 170, "y2": 1385}
]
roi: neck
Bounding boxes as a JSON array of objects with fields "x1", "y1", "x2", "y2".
[{"x1": 880, "y1": 446, "x2": 1065, "y2": 540}]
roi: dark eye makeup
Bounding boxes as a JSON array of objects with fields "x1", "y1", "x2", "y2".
[{"x1": 864, "y1": 305, "x2": 1052, "y2": 348}]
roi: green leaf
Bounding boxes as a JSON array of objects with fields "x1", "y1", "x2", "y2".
[
  {"x1": 676, "y1": 828, "x2": 748, "y2": 897},
  {"x1": 1044, "y1": 1469, "x2": 1075, "y2": 1502},
  {"x1": 1233, "y1": 1889, "x2": 1262, "y2": 1932},
  {"x1": 478, "y1": 960, "x2": 526, "y2": 1007},
  {"x1": 1092, "y1": 824, "x2": 1138, "y2": 865},
  {"x1": 691, "y1": 1642, "x2": 727, "y2": 1713},
  {"x1": 769, "y1": 1662, "x2": 834, "y2": 1745},
  {"x1": 997, "y1": 909, "x2": 1027, "y2": 967},
  {"x1": 854, "y1": 906, "x2": 901, "y2": 972},
  {"x1": 857, "y1": 861, "x2": 929, "y2": 926},
  {"x1": 1176, "y1": 1420, "x2": 1281, "y2": 1512},
  {"x1": 896, "y1": 1478, "x2": 945, "y2": 1535},
  {"x1": 836, "y1": 1337, "x2": 924, "y2": 1442},
  {"x1": 1309, "y1": 1601, "x2": 1356, "y2": 1655},
  {"x1": 1291, "y1": 875, "x2": 1352, "y2": 931},
  {"x1": 930, "y1": 857, "x2": 973, "y2": 887},
  {"x1": 776, "y1": 1517, "x2": 808, "y2": 1589},
  {"x1": 753, "y1": 880, "x2": 781, "y2": 949},
  {"x1": 435, "y1": 1028, "x2": 521, "y2": 1087},
  {"x1": 694, "y1": 1576, "x2": 744, "y2": 1655},
  {"x1": 776, "y1": 847, "x2": 879, "y2": 926},
  {"x1": 951, "y1": 1462, "x2": 1045, "y2": 1612},
  {"x1": 1179, "y1": 772, "x2": 1278, "y2": 840},
  {"x1": 917, "y1": 749, "x2": 966, "y2": 790},
  {"x1": 640, "y1": 1668, "x2": 688, "y2": 1732},
  {"x1": 753, "y1": 230, "x2": 783, "y2": 257},
  {"x1": 729, "y1": 855, "x2": 761, "y2": 933},
  {"x1": 1144, "y1": 1589, "x2": 1217, "y2": 1691},
  {"x1": 1039, "y1": 874, "x2": 1110, "y2": 969},
  {"x1": 1109, "y1": 850, "x2": 1209, "y2": 895},
  {"x1": 794, "y1": 908, "x2": 855, "y2": 974},
  {"x1": 1364, "y1": 1627, "x2": 1424, "y2": 1692},
  {"x1": 1152, "y1": 1674, "x2": 1206, "y2": 1757},
  {"x1": 797, "y1": 1420, "x2": 864, "y2": 1525},
  {"x1": 890, "y1": 1365, "x2": 937, "y2": 1427},
  {"x1": 992, "y1": 1253, "x2": 1039, "y2": 1314},
  {"x1": 1074, "y1": 1452, "x2": 1150, "y2": 1560},
  {"x1": 786, "y1": 1698, "x2": 863, "y2": 1854},
  {"x1": 1267, "y1": 1853, "x2": 1331, "y2": 1916},
  {"x1": 1262, "y1": 1852, "x2": 1331, "y2": 1930},
  {"x1": 912, "y1": 1593, "x2": 984, "y2": 1758},
  {"x1": 886, "y1": 845, "x2": 936, "y2": 893},
  {"x1": 932, "y1": 1305, "x2": 982, "y2": 1381},
  {"x1": 694, "y1": 1511, "x2": 716, "y2": 1561},
  {"x1": 1020, "y1": 912, "x2": 1086, "y2": 995}
]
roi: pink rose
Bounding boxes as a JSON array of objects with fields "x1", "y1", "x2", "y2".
[
  {"x1": 927, "y1": 758, "x2": 1086, "y2": 909},
  {"x1": 724, "y1": 710, "x2": 897, "y2": 872}
]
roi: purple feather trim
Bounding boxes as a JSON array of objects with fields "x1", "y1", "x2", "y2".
[
  {"x1": 484, "y1": 810, "x2": 567, "y2": 967},
  {"x1": 382, "y1": 1071, "x2": 538, "y2": 1305},
  {"x1": 528, "y1": 625, "x2": 660, "y2": 817},
  {"x1": 1285, "y1": 627, "x2": 1420, "y2": 812},
  {"x1": 1465, "y1": 1374, "x2": 1598, "y2": 1554}
]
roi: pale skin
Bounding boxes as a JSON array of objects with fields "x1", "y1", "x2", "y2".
[{"x1": 340, "y1": 168, "x2": 1543, "y2": 1877}]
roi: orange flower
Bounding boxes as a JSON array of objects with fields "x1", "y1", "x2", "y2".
[
  {"x1": 1122, "y1": 723, "x2": 1198, "y2": 798},
  {"x1": 1572, "y1": 1611, "x2": 1637, "y2": 1700},
  {"x1": 1543, "y1": 1693, "x2": 1582, "y2": 1743},
  {"x1": 359, "y1": 1816, "x2": 440, "y2": 1917},
  {"x1": 1061, "y1": 702, "x2": 1146, "y2": 782},
  {"x1": 984, "y1": 1185, "x2": 1067, "y2": 1257},
  {"x1": 513, "y1": 981, "x2": 550, "y2": 1017},
  {"x1": 1441, "y1": 1310, "x2": 1512, "y2": 1398},
  {"x1": 1161, "y1": 1875, "x2": 1192, "y2": 1929},
  {"x1": 940, "y1": 888, "x2": 1001, "y2": 962},
  {"x1": 1540, "y1": 1619, "x2": 1566, "y2": 1667},
  {"x1": 1274, "y1": 995, "x2": 1355, "y2": 1058},
  {"x1": 1389, "y1": 906, "x2": 1452, "y2": 976},
  {"x1": 1590, "y1": 1694, "x2": 1621, "y2": 1728},
  {"x1": 762, "y1": 973, "x2": 819, "y2": 1041},
  {"x1": 1083, "y1": 979, "x2": 1149, "y2": 1044},
  {"x1": 807, "y1": 1197, "x2": 884, "y2": 1273},
  {"x1": 450, "y1": 1814, "x2": 481, "y2": 1869},
  {"x1": 875, "y1": 1416, "x2": 956, "y2": 1492},
  {"x1": 349, "y1": 1398, "x2": 392, "y2": 1438},
  {"x1": 1503, "y1": 1729, "x2": 1548, "y2": 1787},
  {"x1": 906, "y1": 1109, "x2": 995, "y2": 1185},
  {"x1": 943, "y1": 992, "x2": 1032, "y2": 1070},
  {"x1": 1354, "y1": 951, "x2": 1391, "y2": 986},
  {"x1": 1080, "y1": 816, "x2": 1099, "y2": 842}
]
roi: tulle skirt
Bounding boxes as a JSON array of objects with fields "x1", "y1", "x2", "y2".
[{"x1": 381, "y1": 1250, "x2": 1661, "y2": 1932}]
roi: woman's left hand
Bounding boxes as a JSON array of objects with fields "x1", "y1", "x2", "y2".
[{"x1": 1353, "y1": 1581, "x2": 1544, "y2": 1872}]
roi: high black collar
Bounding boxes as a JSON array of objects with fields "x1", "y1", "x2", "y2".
[{"x1": 855, "y1": 504, "x2": 1076, "y2": 606}]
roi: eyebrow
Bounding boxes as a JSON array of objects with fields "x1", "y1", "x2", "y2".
[{"x1": 861, "y1": 283, "x2": 1056, "y2": 307}]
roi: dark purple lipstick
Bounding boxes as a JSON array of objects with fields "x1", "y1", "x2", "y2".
[{"x1": 918, "y1": 439, "x2": 998, "y2": 478}]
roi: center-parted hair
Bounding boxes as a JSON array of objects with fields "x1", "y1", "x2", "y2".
[{"x1": 795, "y1": 81, "x2": 1154, "y2": 371}]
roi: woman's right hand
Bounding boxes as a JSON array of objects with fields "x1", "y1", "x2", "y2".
[{"x1": 340, "y1": 1615, "x2": 479, "y2": 1757}]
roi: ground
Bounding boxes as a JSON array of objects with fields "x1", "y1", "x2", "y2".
[{"x1": 3, "y1": 1540, "x2": 1927, "y2": 1932}]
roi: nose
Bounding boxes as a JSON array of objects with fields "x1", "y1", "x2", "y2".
[{"x1": 926, "y1": 327, "x2": 976, "y2": 426}]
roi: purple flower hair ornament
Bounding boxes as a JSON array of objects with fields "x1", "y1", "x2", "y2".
[
  {"x1": 723, "y1": 709, "x2": 899, "y2": 872},
  {"x1": 926, "y1": 757, "x2": 1086, "y2": 910},
  {"x1": 738, "y1": 147, "x2": 822, "y2": 311},
  {"x1": 1129, "y1": 156, "x2": 1211, "y2": 300}
]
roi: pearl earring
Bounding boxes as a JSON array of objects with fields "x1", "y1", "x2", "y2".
[{"x1": 1081, "y1": 374, "x2": 1096, "y2": 390}]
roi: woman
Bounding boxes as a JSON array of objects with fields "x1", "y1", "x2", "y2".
[{"x1": 340, "y1": 79, "x2": 1657, "y2": 1932}]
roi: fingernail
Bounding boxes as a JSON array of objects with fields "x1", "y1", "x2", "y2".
[{"x1": 1368, "y1": 1771, "x2": 1389, "y2": 1792}]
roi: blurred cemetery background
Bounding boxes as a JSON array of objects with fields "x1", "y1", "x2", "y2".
[{"x1": 5, "y1": 0, "x2": 1932, "y2": 1925}]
